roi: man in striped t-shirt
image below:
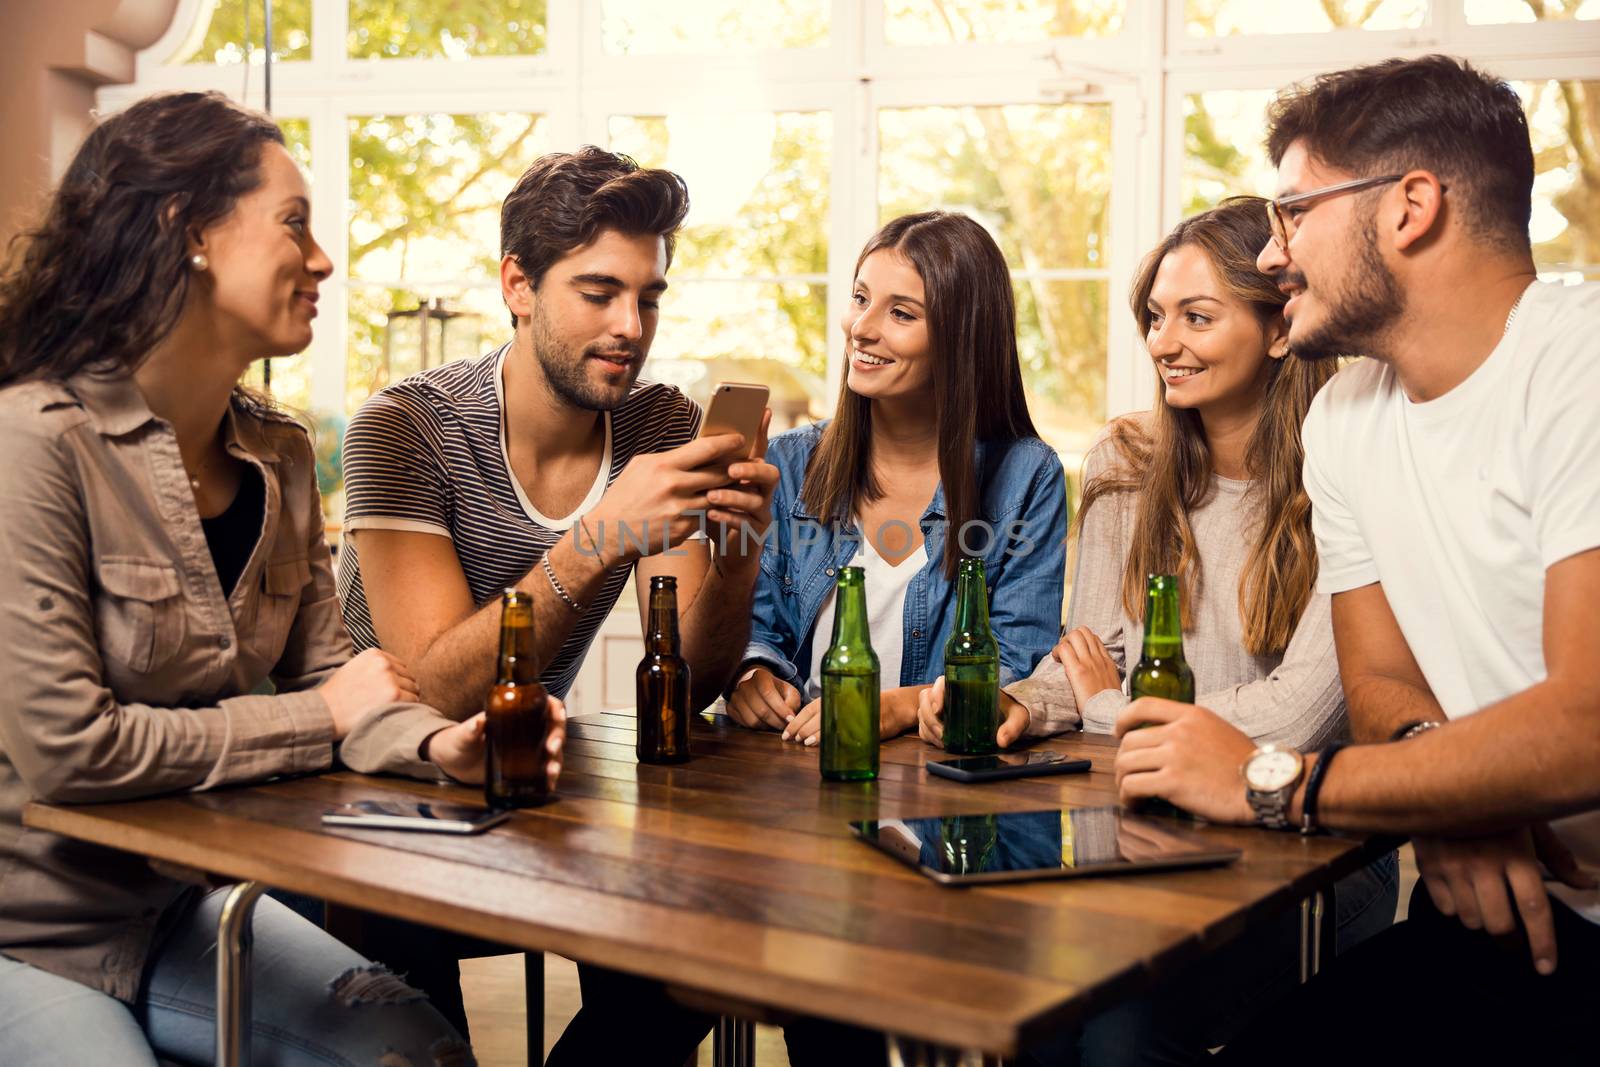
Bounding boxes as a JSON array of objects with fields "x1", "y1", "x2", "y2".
[{"x1": 334, "y1": 147, "x2": 778, "y2": 1064}]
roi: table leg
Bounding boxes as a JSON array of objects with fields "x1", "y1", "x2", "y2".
[
  {"x1": 215, "y1": 881, "x2": 268, "y2": 1067},
  {"x1": 713, "y1": 1016, "x2": 754, "y2": 1067},
  {"x1": 887, "y1": 1035, "x2": 987, "y2": 1066}
]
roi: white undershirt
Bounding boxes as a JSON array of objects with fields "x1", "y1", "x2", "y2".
[
  {"x1": 495, "y1": 350, "x2": 610, "y2": 530},
  {"x1": 805, "y1": 532, "x2": 928, "y2": 702}
]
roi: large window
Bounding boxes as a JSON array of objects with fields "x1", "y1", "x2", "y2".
[
  {"x1": 879, "y1": 103, "x2": 1111, "y2": 448},
  {"x1": 600, "y1": 0, "x2": 829, "y2": 53},
  {"x1": 343, "y1": 111, "x2": 548, "y2": 414},
  {"x1": 884, "y1": 0, "x2": 1125, "y2": 43},
  {"x1": 609, "y1": 109, "x2": 832, "y2": 425},
  {"x1": 119, "y1": 0, "x2": 1600, "y2": 521},
  {"x1": 1184, "y1": 0, "x2": 1428, "y2": 36}
]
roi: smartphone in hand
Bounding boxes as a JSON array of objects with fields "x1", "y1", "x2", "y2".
[{"x1": 697, "y1": 382, "x2": 770, "y2": 467}]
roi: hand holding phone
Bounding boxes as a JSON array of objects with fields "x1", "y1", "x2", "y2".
[
  {"x1": 695, "y1": 382, "x2": 779, "y2": 553},
  {"x1": 697, "y1": 382, "x2": 770, "y2": 463},
  {"x1": 925, "y1": 751, "x2": 1092, "y2": 783}
]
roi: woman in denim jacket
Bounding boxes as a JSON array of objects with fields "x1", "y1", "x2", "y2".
[{"x1": 727, "y1": 211, "x2": 1067, "y2": 744}]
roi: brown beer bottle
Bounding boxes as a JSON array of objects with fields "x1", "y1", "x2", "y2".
[
  {"x1": 636, "y1": 576, "x2": 691, "y2": 764},
  {"x1": 485, "y1": 588, "x2": 552, "y2": 808}
]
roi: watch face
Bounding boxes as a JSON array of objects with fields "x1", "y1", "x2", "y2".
[{"x1": 1246, "y1": 749, "x2": 1301, "y2": 791}]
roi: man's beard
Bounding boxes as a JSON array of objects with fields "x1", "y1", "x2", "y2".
[
  {"x1": 1286, "y1": 221, "x2": 1404, "y2": 363},
  {"x1": 529, "y1": 300, "x2": 644, "y2": 412}
]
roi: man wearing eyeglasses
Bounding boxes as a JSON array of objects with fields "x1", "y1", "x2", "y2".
[{"x1": 1111, "y1": 55, "x2": 1600, "y2": 1064}]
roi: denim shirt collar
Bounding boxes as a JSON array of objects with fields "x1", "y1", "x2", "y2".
[{"x1": 786, "y1": 439, "x2": 989, "y2": 529}]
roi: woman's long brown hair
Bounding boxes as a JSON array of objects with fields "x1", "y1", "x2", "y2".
[
  {"x1": 800, "y1": 211, "x2": 1039, "y2": 578},
  {"x1": 1080, "y1": 196, "x2": 1335, "y2": 656},
  {"x1": 0, "y1": 91, "x2": 285, "y2": 390}
]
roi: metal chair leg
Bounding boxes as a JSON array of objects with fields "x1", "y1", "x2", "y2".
[
  {"x1": 524, "y1": 951, "x2": 544, "y2": 1065},
  {"x1": 1299, "y1": 889, "x2": 1329, "y2": 984},
  {"x1": 1299, "y1": 896, "x2": 1309, "y2": 984},
  {"x1": 1310, "y1": 889, "x2": 1327, "y2": 976},
  {"x1": 713, "y1": 1016, "x2": 754, "y2": 1067},
  {"x1": 216, "y1": 881, "x2": 268, "y2": 1067}
]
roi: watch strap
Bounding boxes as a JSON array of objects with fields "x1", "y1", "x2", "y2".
[
  {"x1": 1247, "y1": 790, "x2": 1293, "y2": 830},
  {"x1": 1301, "y1": 740, "x2": 1348, "y2": 836}
]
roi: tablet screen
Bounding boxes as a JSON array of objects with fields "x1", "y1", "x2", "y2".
[{"x1": 850, "y1": 807, "x2": 1240, "y2": 885}]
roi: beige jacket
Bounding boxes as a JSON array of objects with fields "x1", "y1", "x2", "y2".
[{"x1": 0, "y1": 373, "x2": 452, "y2": 1002}]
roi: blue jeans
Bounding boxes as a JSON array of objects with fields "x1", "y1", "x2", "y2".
[
  {"x1": 1022, "y1": 850, "x2": 1401, "y2": 1067},
  {"x1": 0, "y1": 889, "x2": 470, "y2": 1066}
]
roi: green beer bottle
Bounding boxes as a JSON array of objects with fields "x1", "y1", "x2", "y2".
[
  {"x1": 1130, "y1": 575, "x2": 1194, "y2": 817},
  {"x1": 821, "y1": 566, "x2": 879, "y2": 781},
  {"x1": 939, "y1": 814, "x2": 999, "y2": 875},
  {"x1": 943, "y1": 557, "x2": 1001, "y2": 755},
  {"x1": 1129, "y1": 574, "x2": 1195, "y2": 705},
  {"x1": 636, "y1": 576, "x2": 691, "y2": 765}
]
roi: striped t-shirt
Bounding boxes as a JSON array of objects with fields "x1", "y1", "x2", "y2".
[{"x1": 335, "y1": 343, "x2": 702, "y2": 699}]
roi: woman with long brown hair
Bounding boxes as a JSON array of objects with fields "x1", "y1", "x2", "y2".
[
  {"x1": 921, "y1": 197, "x2": 1397, "y2": 1066},
  {"x1": 0, "y1": 91, "x2": 562, "y2": 1065},
  {"x1": 729, "y1": 211, "x2": 1066, "y2": 749}
]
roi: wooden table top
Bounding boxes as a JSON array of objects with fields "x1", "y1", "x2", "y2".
[{"x1": 24, "y1": 711, "x2": 1385, "y2": 1054}]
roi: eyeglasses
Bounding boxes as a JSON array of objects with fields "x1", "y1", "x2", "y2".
[{"x1": 1266, "y1": 175, "x2": 1409, "y2": 250}]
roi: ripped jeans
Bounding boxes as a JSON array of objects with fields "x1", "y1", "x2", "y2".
[{"x1": 0, "y1": 889, "x2": 471, "y2": 1067}]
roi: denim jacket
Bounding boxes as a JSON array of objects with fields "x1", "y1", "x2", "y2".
[{"x1": 741, "y1": 422, "x2": 1067, "y2": 693}]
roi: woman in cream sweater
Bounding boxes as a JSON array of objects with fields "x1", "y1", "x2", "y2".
[{"x1": 920, "y1": 196, "x2": 1397, "y2": 1067}]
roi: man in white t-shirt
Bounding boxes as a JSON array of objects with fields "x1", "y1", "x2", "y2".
[{"x1": 1113, "y1": 56, "x2": 1600, "y2": 1064}]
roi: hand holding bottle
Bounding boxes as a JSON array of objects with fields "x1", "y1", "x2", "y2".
[
  {"x1": 917, "y1": 676, "x2": 1030, "y2": 749},
  {"x1": 424, "y1": 701, "x2": 566, "y2": 786}
]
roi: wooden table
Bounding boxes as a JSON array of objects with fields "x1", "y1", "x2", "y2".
[{"x1": 25, "y1": 711, "x2": 1384, "y2": 1066}]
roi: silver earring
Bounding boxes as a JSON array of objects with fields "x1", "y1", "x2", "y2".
[{"x1": 190, "y1": 253, "x2": 209, "y2": 271}]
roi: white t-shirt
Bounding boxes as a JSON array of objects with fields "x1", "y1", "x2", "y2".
[
  {"x1": 805, "y1": 534, "x2": 928, "y2": 702},
  {"x1": 1302, "y1": 279, "x2": 1600, "y2": 922}
]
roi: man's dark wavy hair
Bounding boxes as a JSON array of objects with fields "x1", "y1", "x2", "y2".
[
  {"x1": 1265, "y1": 54, "x2": 1534, "y2": 251},
  {"x1": 499, "y1": 146, "x2": 690, "y2": 325}
]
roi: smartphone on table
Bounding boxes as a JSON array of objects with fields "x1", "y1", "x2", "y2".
[
  {"x1": 322, "y1": 799, "x2": 511, "y2": 835},
  {"x1": 926, "y1": 751, "x2": 1092, "y2": 784}
]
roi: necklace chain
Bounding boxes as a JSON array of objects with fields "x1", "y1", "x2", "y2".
[{"x1": 1504, "y1": 287, "x2": 1528, "y2": 336}]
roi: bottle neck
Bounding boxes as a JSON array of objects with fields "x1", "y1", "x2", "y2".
[
  {"x1": 1142, "y1": 583, "x2": 1184, "y2": 660},
  {"x1": 645, "y1": 588, "x2": 681, "y2": 656},
  {"x1": 831, "y1": 579, "x2": 870, "y2": 648},
  {"x1": 497, "y1": 601, "x2": 539, "y2": 685},
  {"x1": 951, "y1": 565, "x2": 991, "y2": 635}
]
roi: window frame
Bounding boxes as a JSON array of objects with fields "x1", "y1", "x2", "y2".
[{"x1": 107, "y1": 0, "x2": 1600, "y2": 431}]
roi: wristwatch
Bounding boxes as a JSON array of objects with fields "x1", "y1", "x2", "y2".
[{"x1": 1242, "y1": 743, "x2": 1306, "y2": 830}]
